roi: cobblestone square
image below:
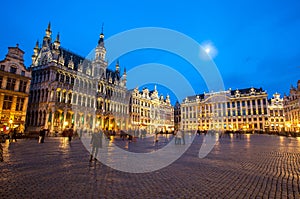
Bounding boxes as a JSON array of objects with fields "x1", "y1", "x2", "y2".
[{"x1": 1, "y1": 134, "x2": 300, "y2": 198}]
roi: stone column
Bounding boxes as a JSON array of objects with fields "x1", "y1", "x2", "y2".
[
  {"x1": 0, "y1": 94, "x2": 4, "y2": 111},
  {"x1": 11, "y1": 96, "x2": 17, "y2": 111}
]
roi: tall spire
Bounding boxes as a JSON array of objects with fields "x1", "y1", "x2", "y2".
[
  {"x1": 43, "y1": 22, "x2": 52, "y2": 47},
  {"x1": 31, "y1": 40, "x2": 40, "y2": 65},
  {"x1": 45, "y1": 22, "x2": 52, "y2": 38},
  {"x1": 115, "y1": 60, "x2": 119, "y2": 72},
  {"x1": 98, "y1": 23, "x2": 104, "y2": 46},
  {"x1": 55, "y1": 32, "x2": 60, "y2": 42},
  {"x1": 34, "y1": 40, "x2": 39, "y2": 55},
  {"x1": 54, "y1": 32, "x2": 60, "y2": 49}
]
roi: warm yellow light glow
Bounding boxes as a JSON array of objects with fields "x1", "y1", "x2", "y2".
[{"x1": 64, "y1": 121, "x2": 68, "y2": 127}]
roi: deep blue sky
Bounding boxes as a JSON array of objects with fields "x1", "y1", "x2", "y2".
[{"x1": 1, "y1": 0, "x2": 300, "y2": 103}]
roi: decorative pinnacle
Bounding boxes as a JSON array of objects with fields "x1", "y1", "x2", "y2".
[{"x1": 55, "y1": 32, "x2": 60, "y2": 42}]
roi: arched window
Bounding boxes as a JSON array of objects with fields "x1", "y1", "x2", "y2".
[
  {"x1": 78, "y1": 95, "x2": 82, "y2": 105},
  {"x1": 57, "y1": 90, "x2": 61, "y2": 102},
  {"x1": 72, "y1": 93, "x2": 77, "y2": 104},
  {"x1": 67, "y1": 92, "x2": 72, "y2": 104},
  {"x1": 62, "y1": 91, "x2": 66, "y2": 103}
]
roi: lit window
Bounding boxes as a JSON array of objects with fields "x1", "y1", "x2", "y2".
[
  {"x1": 6, "y1": 78, "x2": 16, "y2": 90},
  {"x1": 19, "y1": 80, "x2": 27, "y2": 92},
  {"x1": 3, "y1": 95, "x2": 13, "y2": 110},
  {"x1": 16, "y1": 97, "x2": 25, "y2": 111}
]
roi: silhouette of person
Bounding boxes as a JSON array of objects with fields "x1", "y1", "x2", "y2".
[
  {"x1": 10, "y1": 128, "x2": 17, "y2": 142},
  {"x1": 90, "y1": 128, "x2": 103, "y2": 162},
  {"x1": 68, "y1": 127, "x2": 74, "y2": 142},
  {"x1": 39, "y1": 127, "x2": 46, "y2": 143}
]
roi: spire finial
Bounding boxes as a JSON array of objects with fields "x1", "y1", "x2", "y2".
[
  {"x1": 55, "y1": 32, "x2": 60, "y2": 42},
  {"x1": 116, "y1": 60, "x2": 119, "y2": 72},
  {"x1": 47, "y1": 22, "x2": 51, "y2": 31},
  {"x1": 35, "y1": 40, "x2": 39, "y2": 48},
  {"x1": 45, "y1": 22, "x2": 52, "y2": 38},
  {"x1": 98, "y1": 23, "x2": 105, "y2": 46}
]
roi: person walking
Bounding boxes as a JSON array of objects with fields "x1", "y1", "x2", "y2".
[
  {"x1": 68, "y1": 127, "x2": 74, "y2": 142},
  {"x1": 181, "y1": 129, "x2": 185, "y2": 145},
  {"x1": 39, "y1": 127, "x2": 46, "y2": 143},
  {"x1": 90, "y1": 128, "x2": 103, "y2": 162},
  {"x1": 175, "y1": 129, "x2": 182, "y2": 145},
  {"x1": 10, "y1": 128, "x2": 17, "y2": 143},
  {"x1": 155, "y1": 129, "x2": 159, "y2": 143}
]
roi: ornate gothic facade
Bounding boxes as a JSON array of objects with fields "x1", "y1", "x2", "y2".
[{"x1": 26, "y1": 23, "x2": 129, "y2": 134}]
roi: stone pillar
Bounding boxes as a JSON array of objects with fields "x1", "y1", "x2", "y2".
[
  {"x1": 0, "y1": 94, "x2": 4, "y2": 111},
  {"x1": 2, "y1": 77, "x2": 7, "y2": 89},
  {"x1": 11, "y1": 96, "x2": 17, "y2": 111},
  {"x1": 15, "y1": 80, "x2": 20, "y2": 92}
]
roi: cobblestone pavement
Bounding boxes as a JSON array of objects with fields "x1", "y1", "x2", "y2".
[{"x1": 0, "y1": 134, "x2": 300, "y2": 199}]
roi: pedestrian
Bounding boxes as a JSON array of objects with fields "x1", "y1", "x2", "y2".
[
  {"x1": 39, "y1": 127, "x2": 46, "y2": 143},
  {"x1": 68, "y1": 127, "x2": 74, "y2": 142},
  {"x1": 174, "y1": 129, "x2": 178, "y2": 144},
  {"x1": 79, "y1": 128, "x2": 83, "y2": 139},
  {"x1": 175, "y1": 129, "x2": 182, "y2": 145},
  {"x1": 90, "y1": 128, "x2": 103, "y2": 162},
  {"x1": 155, "y1": 129, "x2": 159, "y2": 143},
  {"x1": 10, "y1": 128, "x2": 17, "y2": 142},
  {"x1": 181, "y1": 129, "x2": 185, "y2": 145}
]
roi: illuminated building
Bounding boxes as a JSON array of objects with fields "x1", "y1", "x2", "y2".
[
  {"x1": 129, "y1": 86, "x2": 174, "y2": 133},
  {"x1": 26, "y1": 23, "x2": 129, "y2": 134},
  {"x1": 283, "y1": 81, "x2": 300, "y2": 132},
  {"x1": 0, "y1": 45, "x2": 31, "y2": 133},
  {"x1": 181, "y1": 87, "x2": 268, "y2": 131},
  {"x1": 266, "y1": 93, "x2": 284, "y2": 132}
]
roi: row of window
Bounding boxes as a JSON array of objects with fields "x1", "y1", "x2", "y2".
[
  {"x1": 132, "y1": 98, "x2": 151, "y2": 107},
  {"x1": 182, "y1": 99, "x2": 268, "y2": 112},
  {"x1": 54, "y1": 90, "x2": 129, "y2": 114},
  {"x1": 0, "y1": 76, "x2": 27, "y2": 92},
  {"x1": 183, "y1": 107, "x2": 268, "y2": 119},
  {"x1": 0, "y1": 65, "x2": 26, "y2": 76},
  {"x1": 2, "y1": 95, "x2": 25, "y2": 111},
  {"x1": 269, "y1": 109, "x2": 284, "y2": 116},
  {"x1": 185, "y1": 123, "x2": 264, "y2": 129}
]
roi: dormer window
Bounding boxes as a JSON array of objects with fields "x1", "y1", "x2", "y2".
[{"x1": 10, "y1": 66, "x2": 17, "y2": 74}]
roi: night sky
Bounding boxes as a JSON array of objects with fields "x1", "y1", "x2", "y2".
[{"x1": 1, "y1": 0, "x2": 300, "y2": 103}]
